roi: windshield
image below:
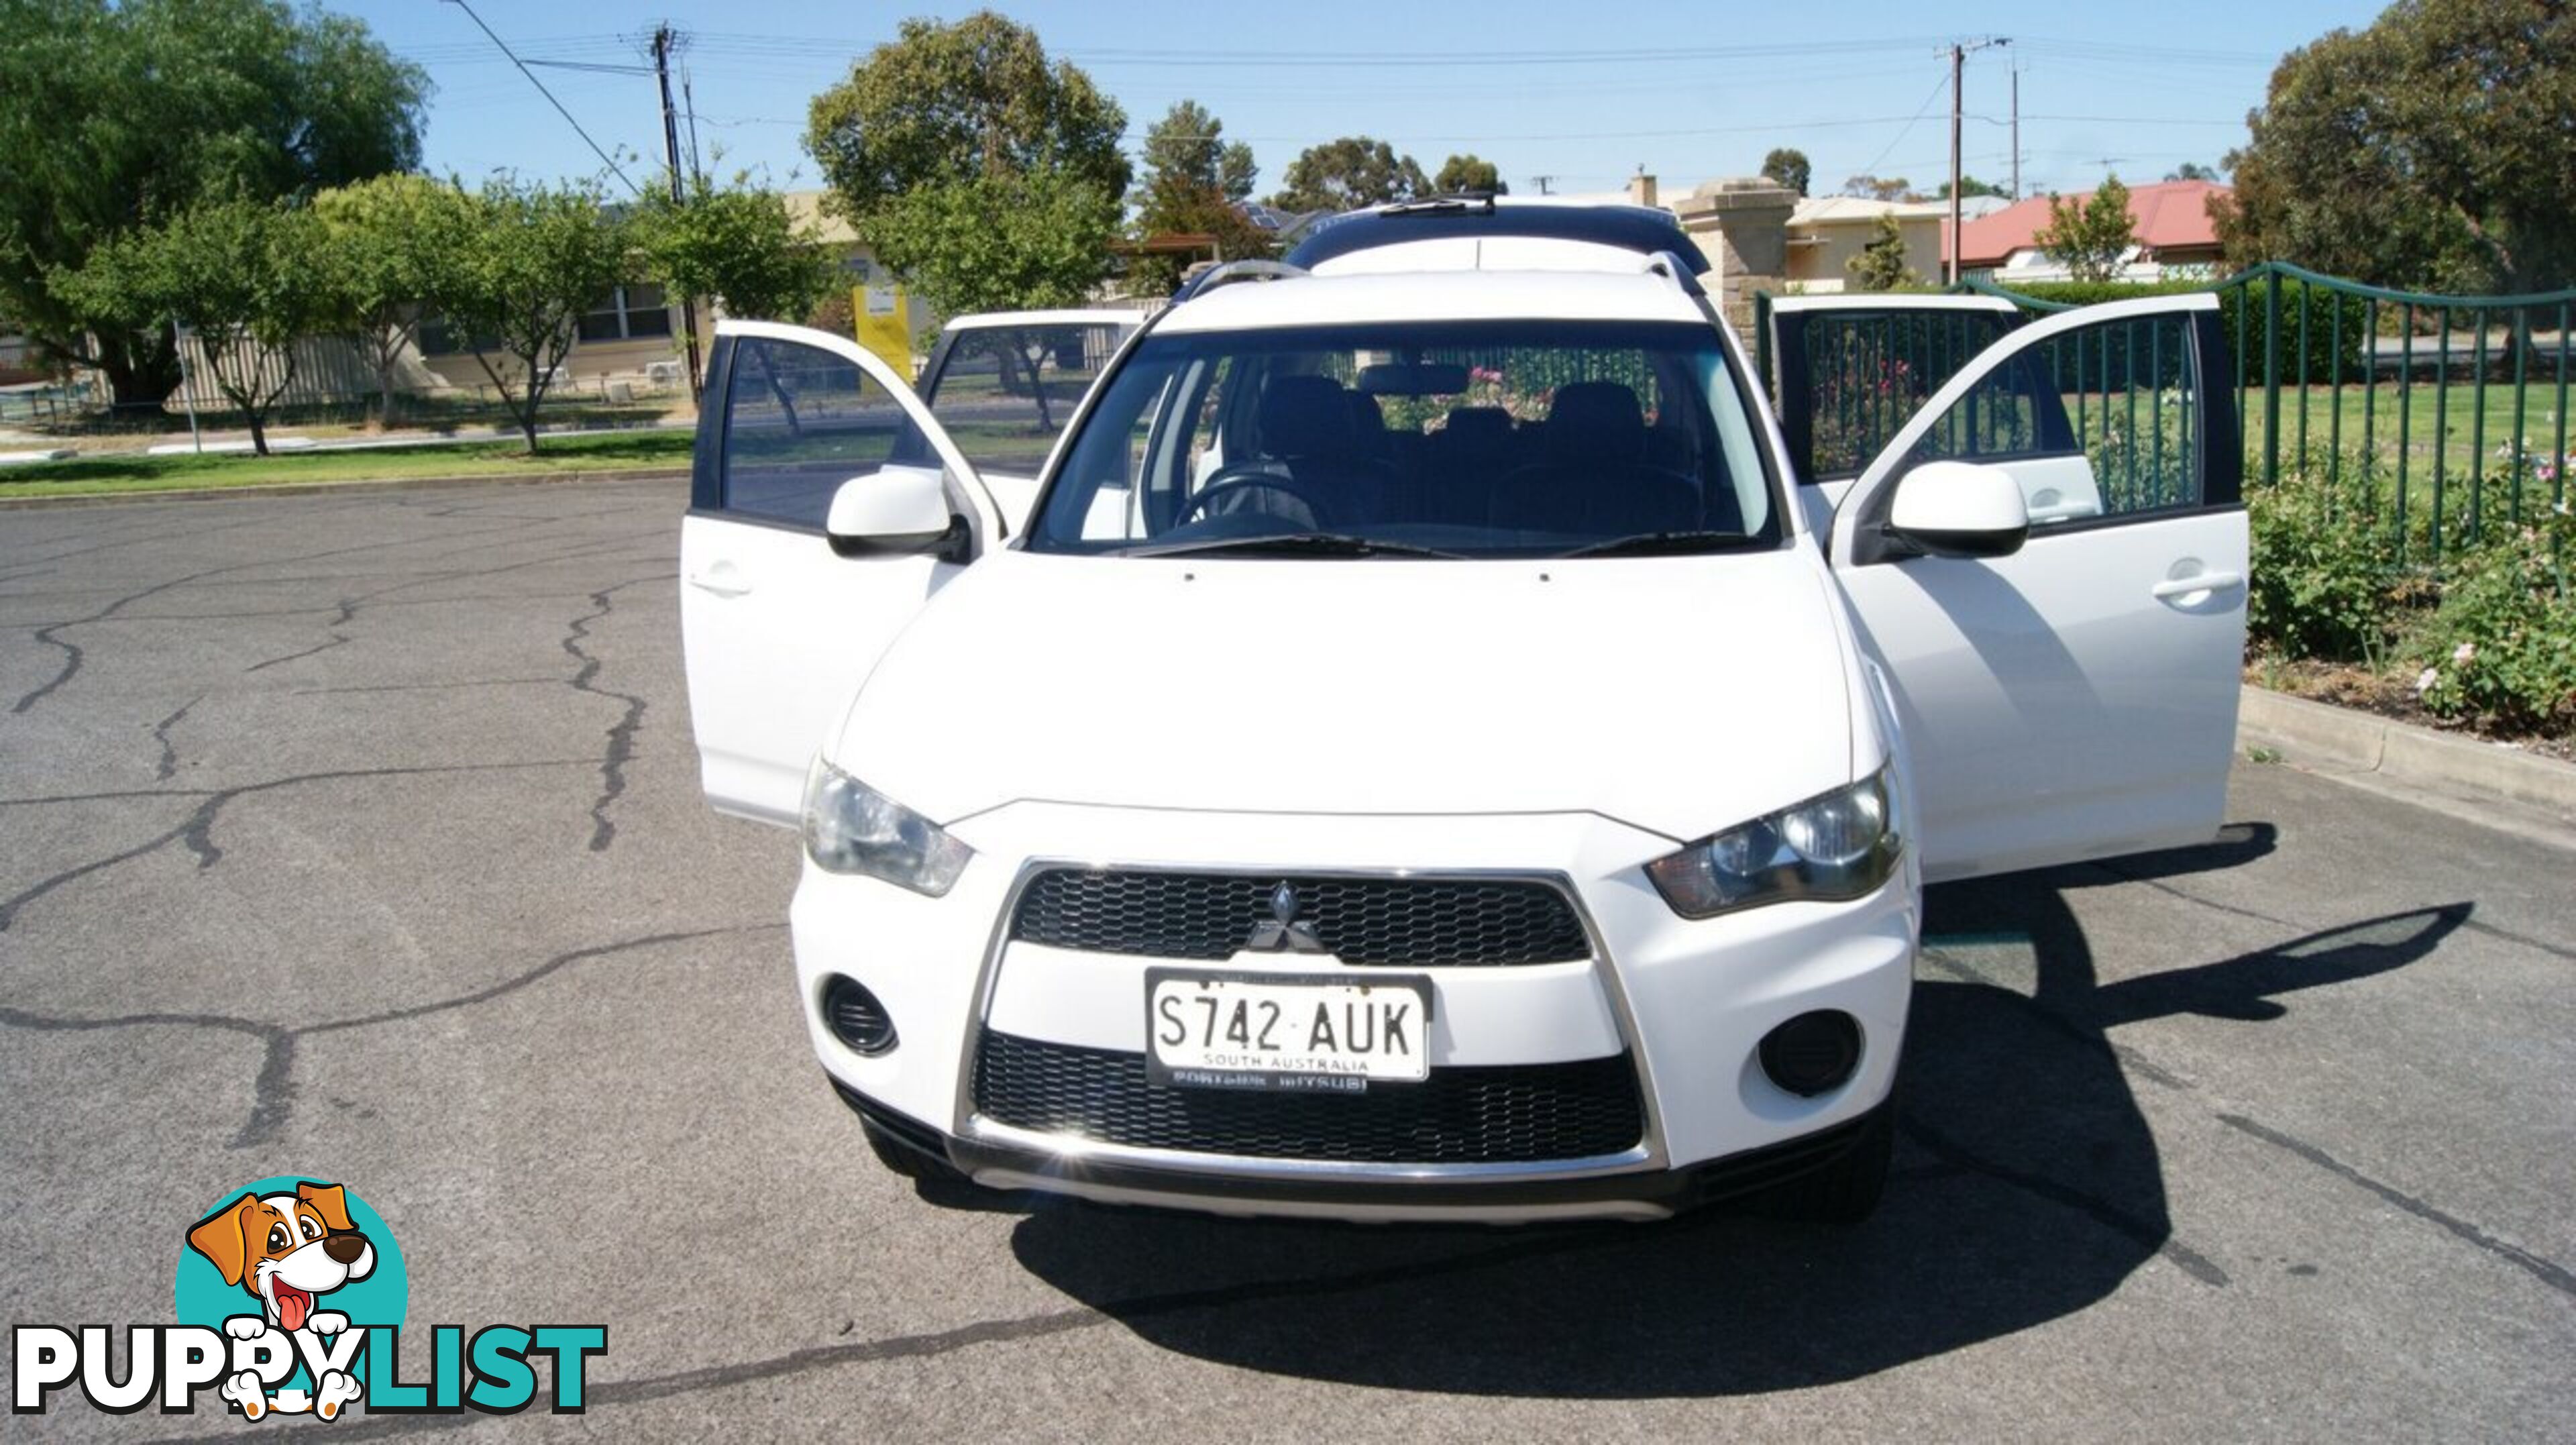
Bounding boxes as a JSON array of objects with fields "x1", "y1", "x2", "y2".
[{"x1": 1022, "y1": 319, "x2": 1782, "y2": 558}]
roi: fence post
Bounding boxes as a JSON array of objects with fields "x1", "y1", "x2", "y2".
[{"x1": 2262, "y1": 266, "x2": 2283, "y2": 490}]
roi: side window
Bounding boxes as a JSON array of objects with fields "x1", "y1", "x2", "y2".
[
  {"x1": 1778, "y1": 309, "x2": 2016, "y2": 482},
  {"x1": 720, "y1": 337, "x2": 911, "y2": 528},
  {"x1": 1903, "y1": 310, "x2": 2208, "y2": 528},
  {"x1": 924, "y1": 324, "x2": 1124, "y2": 476}
]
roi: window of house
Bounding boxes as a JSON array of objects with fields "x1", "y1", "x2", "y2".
[
  {"x1": 577, "y1": 285, "x2": 673, "y2": 343},
  {"x1": 417, "y1": 312, "x2": 496, "y2": 357}
]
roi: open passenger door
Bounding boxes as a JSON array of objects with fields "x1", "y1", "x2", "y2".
[
  {"x1": 1829, "y1": 295, "x2": 2248, "y2": 881},
  {"x1": 680, "y1": 320, "x2": 1004, "y2": 825},
  {"x1": 913, "y1": 309, "x2": 1140, "y2": 529},
  {"x1": 1766, "y1": 294, "x2": 2022, "y2": 530}
]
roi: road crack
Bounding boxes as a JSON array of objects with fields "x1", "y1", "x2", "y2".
[
  {"x1": 0, "y1": 759, "x2": 596, "y2": 932},
  {"x1": 150, "y1": 694, "x2": 203, "y2": 780},
  {"x1": 1, "y1": 922, "x2": 781, "y2": 1150},
  {"x1": 559, "y1": 576, "x2": 670, "y2": 853}
]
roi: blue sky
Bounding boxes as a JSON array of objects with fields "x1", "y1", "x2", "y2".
[{"x1": 336, "y1": 1, "x2": 2387, "y2": 203}]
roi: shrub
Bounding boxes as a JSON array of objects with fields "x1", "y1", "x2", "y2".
[
  {"x1": 1982, "y1": 276, "x2": 2370, "y2": 382},
  {"x1": 2410, "y1": 504, "x2": 2576, "y2": 733},
  {"x1": 2245, "y1": 461, "x2": 2405, "y2": 662}
]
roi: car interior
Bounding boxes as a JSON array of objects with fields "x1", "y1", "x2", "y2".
[{"x1": 1082, "y1": 343, "x2": 1773, "y2": 555}]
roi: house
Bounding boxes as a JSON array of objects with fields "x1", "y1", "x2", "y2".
[
  {"x1": 1779, "y1": 196, "x2": 1980, "y2": 292},
  {"x1": 160, "y1": 189, "x2": 939, "y2": 415},
  {"x1": 412, "y1": 190, "x2": 932, "y2": 393},
  {"x1": 1952, "y1": 179, "x2": 2232, "y2": 282}
]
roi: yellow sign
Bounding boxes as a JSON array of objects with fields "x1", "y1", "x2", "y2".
[{"x1": 851, "y1": 282, "x2": 911, "y2": 378}]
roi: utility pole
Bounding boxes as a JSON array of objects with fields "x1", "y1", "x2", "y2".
[
  {"x1": 1946, "y1": 36, "x2": 2009, "y2": 284},
  {"x1": 682, "y1": 66, "x2": 705, "y2": 189},
  {"x1": 2010, "y1": 62, "x2": 2021, "y2": 200},
  {"x1": 651, "y1": 23, "x2": 702, "y2": 399},
  {"x1": 1532, "y1": 175, "x2": 1556, "y2": 196}
]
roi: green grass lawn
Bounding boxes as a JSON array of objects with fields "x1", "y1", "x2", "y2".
[
  {"x1": 0, "y1": 430, "x2": 695, "y2": 500},
  {"x1": 2241, "y1": 380, "x2": 2574, "y2": 488}
]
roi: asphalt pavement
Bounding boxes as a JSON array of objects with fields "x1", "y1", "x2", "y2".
[{"x1": 1, "y1": 478, "x2": 2570, "y2": 1440}]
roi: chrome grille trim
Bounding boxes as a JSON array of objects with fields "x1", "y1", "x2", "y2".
[{"x1": 951, "y1": 859, "x2": 1672, "y2": 1182}]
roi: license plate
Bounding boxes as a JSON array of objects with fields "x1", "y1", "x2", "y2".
[{"x1": 1145, "y1": 969, "x2": 1432, "y2": 1091}]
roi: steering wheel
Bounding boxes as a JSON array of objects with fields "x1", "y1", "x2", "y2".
[{"x1": 1176, "y1": 468, "x2": 1332, "y2": 528}]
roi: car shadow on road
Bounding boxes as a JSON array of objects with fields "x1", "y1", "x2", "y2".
[{"x1": 994, "y1": 822, "x2": 2472, "y2": 1396}]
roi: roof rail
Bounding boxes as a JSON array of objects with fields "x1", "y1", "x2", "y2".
[
  {"x1": 1640, "y1": 250, "x2": 1707, "y2": 299},
  {"x1": 1173, "y1": 258, "x2": 1309, "y2": 303},
  {"x1": 1379, "y1": 193, "x2": 1499, "y2": 217}
]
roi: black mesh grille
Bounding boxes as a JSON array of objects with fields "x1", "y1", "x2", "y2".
[
  {"x1": 1011, "y1": 871, "x2": 1588, "y2": 966},
  {"x1": 973, "y1": 1030, "x2": 1643, "y2": 1163}
]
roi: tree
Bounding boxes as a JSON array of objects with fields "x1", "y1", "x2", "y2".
[
  {"x1": 1761, "y1": 147, "x2": 1812, "y2": 197},
  {"x1": 314, "y1": 175, "x2": 470, "y2": 426},
  {"x1": 435, "y1": 179, "x2": 630, "y2": 453},
  {"x1": 2165, "y1": 161, "x2": 2222, "y2": 182},
  {"x1": 1936, "y1": 175, "x2": 2009, "y2": 201},
  {"x1": 1144, "y1": 101, "x2": 1258, "y2": 203},
  {"x1": 1269, "y1": 138, "x2": 1429, "y2": 213},
  {"x1": 867, "y1": 169, "x2": 1121, "y2": 427},
  {"x1": 1840, "y1": 174, "x2": 1919, "y2": 203},
  {"x1": 1130, "y1": 102, "x2": 1279, "y2": 299},
  {"x1": 805, "y1": 12, "x2": 1128, "y2": 319},
  {"x1": 2214, "y1": 0, "x2": 2575, "y2": 292},
  {"x1": 50, "y1": 199, "x2": 327, "y2": 454},
  {"x1": 1846, "y1": 213, "x2": 1921, "y2": 292},
  {"x1": 0, "y1": 0, "x2": 427, "y2": 413},
  {"x1": 635, "y1": 170, "x2": 841, "y2": 334},
  {"x1": 2033, "y1": 176, "x2": 2138, "y2": 282},
  {"x1": 1432, "y1": 155, "x2": 1507, "y2": 196}
]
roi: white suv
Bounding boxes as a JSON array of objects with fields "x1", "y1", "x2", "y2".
[{"x1": 678, "y1": 201, "x2": 2247, "y2": 1224}]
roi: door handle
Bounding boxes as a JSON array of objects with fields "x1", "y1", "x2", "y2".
[
  {"x1": 2151, "y1": 570, "x2": 2243, "y2": 599},
  {"x1": 686, "y1": 572, "x2": 752, "y2": 598}
]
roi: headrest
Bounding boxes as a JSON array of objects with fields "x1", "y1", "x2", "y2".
[
  {"x1": 1258, "y1": 375, "x2": 1354, "y2": 458},
  {"x1": 1544, "y1": 382, "x2": 1646, "y2": 462},
  {"x1": 1441, "y1": 406, "x2": 1513, "y2": 443}
]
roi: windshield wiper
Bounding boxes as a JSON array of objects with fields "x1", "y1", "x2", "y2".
[
  {"x1": 1129, "y1": 533, "x2": 1464, "y2": 559},
  {"x1": 1558, "y1": 530, "x2": 1766, "y2": 559}
]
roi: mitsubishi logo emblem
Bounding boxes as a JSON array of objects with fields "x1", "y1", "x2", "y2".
[{"x1": 1246, "y1": 881, "x2": 1326, "y2": 953}]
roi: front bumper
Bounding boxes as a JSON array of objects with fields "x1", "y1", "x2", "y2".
[
  {"x1": 836, "y1": 1077, "x2": 1891, "y2": 1223},
  {"x1": 792, "y1": 802, "x2": 1917, "y2": 1224}
]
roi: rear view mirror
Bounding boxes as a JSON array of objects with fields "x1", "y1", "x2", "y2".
[
  {"x1": 1356, "y1": 362, "x2": 1470, "y2": 396},
  {"x1": 826, "y1": 468, "x2": 969, "y2": 564},
  {"x1": 1884, "y1": 461, "x2": 2030, "y2": 559}
]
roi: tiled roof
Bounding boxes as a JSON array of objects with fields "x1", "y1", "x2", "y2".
[{"x1": 1949, "y1": 179, "x2": 2231, "y2": 266}]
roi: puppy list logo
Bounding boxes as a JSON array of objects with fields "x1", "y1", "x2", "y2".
[{"x1": 11, "y1": 1176, "x2": 604, "y2": 1421}]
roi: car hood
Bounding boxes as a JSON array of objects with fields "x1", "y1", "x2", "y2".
[{"x1": 833, "y1": 547, "x2": 1858, "y2": 843}]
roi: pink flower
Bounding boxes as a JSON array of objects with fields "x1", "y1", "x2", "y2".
[
  {"x1": 2415, "y1": 667, "x2": 2439, "y2": 694},
  {"x1": 2452, "y1": 641, "x2": 2476, "y2": 665}
]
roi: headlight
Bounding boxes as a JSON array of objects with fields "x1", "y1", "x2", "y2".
[
  {"x1": 801, "y1": 757, "x2": 973, "y2": 896},
  {"x1": 1644, "y1": 765, "x2": 1899, "y2": 919}
]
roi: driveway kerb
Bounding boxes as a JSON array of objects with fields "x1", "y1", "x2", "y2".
[
  {"x1": 2238, "y1": 684, "x2": 2576, "y2": 843},
  {"x1": 0, "y1": 465, "x2": 688, "y2": 511}
]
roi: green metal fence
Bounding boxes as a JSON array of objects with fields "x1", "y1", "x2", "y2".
[{"x1": 1953, "y1": 262, "x2": 2576, "y2": 564}]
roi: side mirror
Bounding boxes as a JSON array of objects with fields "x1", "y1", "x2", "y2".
[
  {"x1": 1883, "y1": 461, "x2": 2031, "y2": 559},
  {"x1": 826, "y1": 468, "x2": 970, "y2": 564}
]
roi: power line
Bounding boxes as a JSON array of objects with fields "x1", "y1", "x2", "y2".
[
  {"x1": 438, "y1": 0, "x2": 641, "y2": 195},
  {"x1": 1851, "y1": 73, "x2": 1950, "y2": 180}
]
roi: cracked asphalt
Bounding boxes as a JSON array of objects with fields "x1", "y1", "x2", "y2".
[{"x1": 3, "y1": 478, "x2": 2571, "y2": 1440}]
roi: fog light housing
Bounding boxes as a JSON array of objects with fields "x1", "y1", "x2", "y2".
[
  {"x1": 1759, "y1": 1010, "x2": 1860, "y2": 1097},
  {"x1": 822, "y1": 975, "x2": 898, "y2": 1056}
]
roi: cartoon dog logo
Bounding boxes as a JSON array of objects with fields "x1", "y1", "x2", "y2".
[{"x1": 186, "y1": 1181, "x2": 376, "y2": 1420}]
